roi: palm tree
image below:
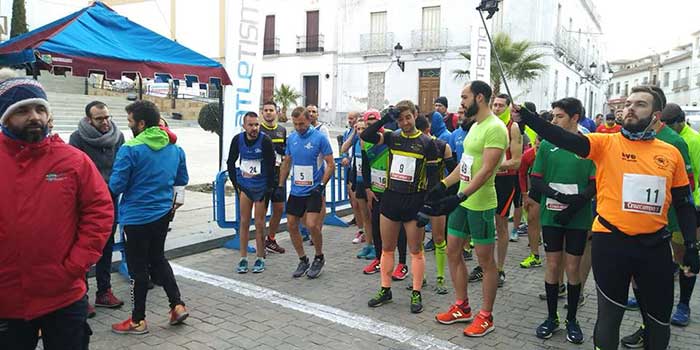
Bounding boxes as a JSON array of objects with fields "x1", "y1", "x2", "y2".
[
  {"x1": 273, "y1": 84, "x2": 302, "y2": 122},
  {"x1": 453, "y1": 32, "x2": 546, "y2": 96}
]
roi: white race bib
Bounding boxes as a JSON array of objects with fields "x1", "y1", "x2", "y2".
[
  {"x1": 390, "y1": 154, "x2": 416, "y2": 182},
  {"x1": 275, "y1": 153, "x2": 283, "y2": 167},
  {"x1": 293, "y1": 165, "x2": 314, "y2": 186},
  {"x1": 545, "y1": 183, "x2": 578, "y2": 211},
  {"x1": 355, "y1": 156, "x2": 363, "y2": 174},
  {"x1": 460, "y1": 154, "x2": 474, "y2": 182},
  {"x1": 370, "y1": 168, "x2": 387, "y2": 190},
  {"x1": 240, "y1": 159, "x2": 261, "y2": 178},
  {"x1": 622, "y1": 173, "x2": 666, "y2": 215}
]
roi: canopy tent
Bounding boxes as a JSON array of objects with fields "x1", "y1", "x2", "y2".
[{"x1": 0, "y1": 1, "x2": 230, "y2": 85}]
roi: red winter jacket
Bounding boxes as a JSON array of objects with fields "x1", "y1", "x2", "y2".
[{"x1": 0, "y1": 133, "x2": 113, "y2": 320}]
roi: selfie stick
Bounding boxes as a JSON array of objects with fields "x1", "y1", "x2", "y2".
[{"x1": 476, "y1": 6, "x2": 514, "y2": 100}]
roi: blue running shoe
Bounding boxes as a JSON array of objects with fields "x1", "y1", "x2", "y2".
[
  {"x1": 252, "y1": 259, "x2": 265, "y2": 273},
  {"x1": 424, "y1": 239, "x2": 435, "y2": 252},
  {"x1": 565, "y1": 319, "x2": 584, "y2": 344},
  {"x1": 237, "y1": 259, "x2": 249, "y2": 274},
  {"x1": 365, "y1": 245, "x2": 377, "y2": 260},
  {"x1": 357, "y1": 245, "x2": 372, "y2": 259},
  {"x1": 671, "y1": 303, "x2": 690, "y2": 327}
]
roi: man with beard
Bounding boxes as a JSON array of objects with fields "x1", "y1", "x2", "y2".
[
  {"x1": 515, "y1": 86, "x2": 700, "y2": 349},
  {"x1": 0, "y1": 78, "x2": 113, "y2": 349},
  {"x1": 429, "y1": 80, "x2": 508, "y2": 337},
  {"x1": 260, "y1": 101, "x2": 287, "y2": 254},
  {"x1": 69, "y1": 101, "x2": 125, "y2": 315},
  {"x1": 227, "y1": 112, "x2": 276, "y2": 273},
  {"x1": 110, "y1": 100, "x2": 190, "y2": 335}
]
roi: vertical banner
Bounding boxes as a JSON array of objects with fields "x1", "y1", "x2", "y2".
[
  {"x1": 469, "y1": 2, "x2": 491, "y2": 85},
  {"x1": 222, "y1": 0, "x2": 264, "y2": 170}
]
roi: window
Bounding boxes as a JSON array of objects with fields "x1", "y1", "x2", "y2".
[
  {"x1": 642, "y1": 77, "x2": 648, "y2": 85},
  {"x1": 624, "y1": 82, "x2": 629, "y2": 96},
  {"x1": 261, "y1": 77, "x2": 274, "y2": 104},
  {"x1": 616, "y1": 82, "x2": 620, "y2": 94},
  {"x1": 608, "y1": 84, "x2": 613, "y2": 96},
  {"x1": 369, "y1": 11, "x2": 387, "y2": 51},
  {"x1": 421, "y1": 6, "x2": 441, "y2": 48},
  {"x1": 263, "y1": 15, "x2": 277, "y2": 55},
  {"x1": 565, "y1": 76, "x2": 570, "y2": 97},
  {"x1": 306, "y1": 11, "x2": 320, "y2": 51},
  {"x1": 664, "y1": 72, "x2": 670, "y2": 87},
  {"x1": 652, "y1": 74, "x2": 657, "y2": 86},
  {"x1": 553, "y1": 70, "x2": 559, "y2": 101}
]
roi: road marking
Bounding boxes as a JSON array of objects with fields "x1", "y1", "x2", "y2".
[{"x1": 171, "y1": 263, "x2": 471, "y2": 350}]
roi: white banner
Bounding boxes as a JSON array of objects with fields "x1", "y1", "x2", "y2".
[
  {"x1": 222, "y1": 1, "x2": 264, "y2": 170},
  {"x1": 469, "y1": 2, "x2": 491, "y2": 86}
]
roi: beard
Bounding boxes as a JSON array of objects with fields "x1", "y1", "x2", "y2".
[
  {"x1": 464, "y1": 102, "x2": 479, "y2": 118},
  {"x1": 622, "y1": 112, "x2": 654, "y2": 133},
  {"x1": 10, "y1": 122, "x2": 48, "y2": 143},
  {"x1": 130, "y1": 126, "x2": 141, "y2": 137}
]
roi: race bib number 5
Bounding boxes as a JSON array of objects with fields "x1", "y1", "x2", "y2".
[
  {"x1": 293, "y1": 165, "x2": 314, "y2": 187},
  {"x1": 240, "y1": 159, "x2": 261, "y2": 178},
  {"x1": 460, "y1": 154, "x2": 474, "y2": 182},
  {"x1": 390, "y1": 155, "x2": 416, "y2": 182},
  {"x1": 622, "y1": 173, "x2": 666, "y2": 215}
]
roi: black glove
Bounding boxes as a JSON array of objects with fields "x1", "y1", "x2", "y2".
[
  {"x1": 416, "y1": 205, "x2": 436, "y2": 228},
  {"x1": 515, "y1": 104, "x2": 538, "y2": 122},
  {"x1": 311, "y1": 184, "x2": 326, "y2": 197},
  {"x1": 554, "y1": 207, "x2": 577, "y2": 226},
  {"x1": 553, "y1": 193, "x2": 585, "y2": 205},
  {"x1": 426, "y1": 182, "x2": 447, "y2": 204},
  {"x1": 683, "y1": 243, "x2": 700, "y2": 275},
  {"x1": 435, "y1": 192, "x2": 468, "y2": 216}
]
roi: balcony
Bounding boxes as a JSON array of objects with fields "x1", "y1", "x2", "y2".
[
  {"x1": 411, "y1": 28, "x2": 448, "y2": 52},
  {"x1": 360, "y1": 32, "x2": 395, "y2": 56},
  {"x1": 296, "y1": 34, "x2": 324, "y2": 53},
  {"x1": 673, "y1": 77, "x2": 690, "y2": 91},
  {"x1": 263, "y1": 37, "x2": 280, "y2": 55}
]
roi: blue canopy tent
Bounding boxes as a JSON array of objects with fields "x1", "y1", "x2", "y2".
[{"x1": 0, "y1": 1, "x2": 230, "y2": 85}]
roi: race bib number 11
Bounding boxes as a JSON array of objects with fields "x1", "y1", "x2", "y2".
[{"x1": 622, "y1": 173, "x2": 666, "y2": 215}]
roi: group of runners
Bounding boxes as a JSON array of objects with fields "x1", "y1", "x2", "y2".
[{"x1": 227, "y1": 81, "x2": 699, "y2": 348}]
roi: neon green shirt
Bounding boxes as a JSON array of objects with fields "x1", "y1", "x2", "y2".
[{"x1": 679, "y1": 124, "x2": 700, "y2": 205}]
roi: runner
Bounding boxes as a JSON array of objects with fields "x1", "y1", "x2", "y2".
[
  {"x1": 530, "y1": 98, "x2": 595, "y2": 344},
  {"x1": 340, "y1": 112, "x2": 365, "y2": 243},
  {"x1": 227, "y1": 111, "x2": 276, "y2": 273},
  {"x1": 278, "y1": 107, "x2": 334, "y2": 278},
  {"x1": 361, "y1": 100, "x2": 438, "y2": 314},
  {"x1": 360, "y1": 110, "x2": 410, "y2": 278},
  {"x1": 416, "y1": 116, "x2": 456, "y2": 295},
  {"x1": 260, "y1": 101, "x2": 287, "y2": 254},
  {"x1": 596, "y1": 113, "x2": 622, "y2": 134},
  {"x1": 518, "y1": 135, "x2": 542, "y2": 269},
  {"x1": 449, "y1": 105, "x2": 477, "y2": 261},
  {"x1": 428, "y1": 80, "x2": 508, "y2": 337},
  {"x1": 515, "y1": 86, "x2": 700, "y2": 349}
]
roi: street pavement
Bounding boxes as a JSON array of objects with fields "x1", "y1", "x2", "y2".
[{"x1": 82, "y1": 217, "x2": 700, "y2": 350}]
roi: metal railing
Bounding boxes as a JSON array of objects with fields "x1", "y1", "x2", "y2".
[
  {"x1": 263, "y1": 37, "x2": 280, "y2": 55},
  {"x1": 411, "y1": 28, "x2": 448, "y2": 51},
  {"x1": 359, "y1": 32, "x2": 395, "y2": 55},
  {"x1": 296, "y1": 34, "x2": 325, "y2": 53},
  {"x1": 673, "y1": 78, "x2": 690, "y2": 91}
]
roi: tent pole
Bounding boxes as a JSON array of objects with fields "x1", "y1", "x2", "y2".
[
  {"x1": 218, "y1": 85, "x2": 224, "y2": 169},
  {"x1": 138, "y1": 76, "x2": 143, "y2": 100},
  {"x1": 31, "y1": 62, "x2": 37, "y2": 80}
]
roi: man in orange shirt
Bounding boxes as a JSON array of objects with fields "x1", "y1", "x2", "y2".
[
  {"x1": 595, "y1": 113, "x2": 622, "y2": 134},
  {"x1": 515, "y1": 86, "x2": 699, "y2": 349}
]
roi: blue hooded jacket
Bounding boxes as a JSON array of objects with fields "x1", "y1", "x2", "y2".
[{"x1": 431, "y1": 111, "x2": 451, "y2": 142}]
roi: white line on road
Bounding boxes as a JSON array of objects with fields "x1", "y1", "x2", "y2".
[{"x1": 171, "y1": 263, "x2": 471, "y2": 350}]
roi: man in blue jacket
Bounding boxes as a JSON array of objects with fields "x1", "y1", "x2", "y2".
[{"x1": 109, "y1": 100, "x2": 189, "y2": 335}]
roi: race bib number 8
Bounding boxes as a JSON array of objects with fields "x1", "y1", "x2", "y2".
[
  {"x1": 545, "y1": 183, "x2": 578, "y2": 211},
  {"x1": 622, "y1": 173, "x2": 666, "y2": 215},
  {"x1": 240, "y1": 159, "x2": 261, "y2": 178},
  {"x1": 371, "y1": 168, "x2": 387, "y2": 189},
  {"x1": 390, "y1": 155, "x2": 416, "y2": 182},
  {"x1": 460, "y1": 154, "x2": 474, "y2": 182},
  {"x1": 293, "y1": 165, "x2": 314, "y2": 186}
]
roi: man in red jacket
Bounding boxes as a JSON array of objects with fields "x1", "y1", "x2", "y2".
[{"x1": 0, "y1": 78, "x2": 113, "y2": 350}]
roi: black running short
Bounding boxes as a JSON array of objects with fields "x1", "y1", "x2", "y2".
[
  {"x1": 286, "y1": 192, "x2": 323, "y2": 217},
  {"x1": 542, "y1": 226, "x2": 588, "y2": 256},
  {"x1": 380, "y1": 190, "x2": 425, "y2": 223},
  {"x1": 269, "y1": 185, "x2": 286, "y2": 203},
  {"x1": 352, "y1": 182, "x2": 367, "y2": 200},
  {"x1": 495, "y1": 175, "x2": 517, "y2": 217}
]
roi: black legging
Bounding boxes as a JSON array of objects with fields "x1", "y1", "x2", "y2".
[
  {"x1": 371, "y1": 192, "x2": 407, "y2": 264},
  {"x1": 592, "y1": 231, "x2": 674, "y2": 349}
]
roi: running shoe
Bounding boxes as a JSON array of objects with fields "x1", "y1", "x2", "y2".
[
  {"x1": 95, "y1": 289, "x2": 124, "y2": 308},
  {"x1": 391, "y1": 263, "x2": 408, "y2": 280},
  {"x1": 252, "y1": 259, "x2": 265, "y2": 273},
  {"x1": 539, "y1": 284, "x2": 566, "y2": 300},
  {"x1": 535, "y1": 316, "x2": 560, "y2": 339},
  {"x1": 626, "y1": 297, "x2": 640, "y2": 311},
  {"x1": 462, "y1": 249, "x2": 473, "y2": 261},
  {"x1": 410, "y1": 291, "x2": 423, "y2": 313},
  {"x1": 265, "y1": 238, "x2": 285, "y2": 254},
  {"x1": 169, "y1": 304, "x2": 189, "y2": 325},
  {"x1": 497, "y1": 271, "x2": 506, "y2": 287},
  {"x1": 356, "y1": 245, "x2": 373, "y2": 259},
  {"x1": 517, "y1": 223, "x2": 529, "y2": 236},
  {"x1": 520, "y1": 253, "x2": 542, "y2": 268},
  {"x1": 436, "y1": 303, "x2": 473, "y2": 324},
  {"x1": 434, "y1": 277, "x2": 448, "y2": 295},
  {"x1": 620, "y1": 326, "x2": 645, "y2": 348},
  {"x1": 368, "y1": 287, "x2": 392, "y2": 307},
  {"x1": 347, "y1": 217, "x2": 357, "y2": 226},
  {"x1": 509, "y1": 228, "x2": 519, "y2": 242},
  {"x1": 565, "y1": 319, "x2": 584, "y2": 344},
  {"x1": 468, "y1": 266, "x2": 483, "y2": 282},
  {"x1": 363, "y1": 259, "x2": 380, "y2": 274},
  {"x1": 236, "y1": 259, "x2": 249, "y2": 274},
  {"x1": 463, "y1": 313, "x2": 494, "y2": 337},
  {"x1": 292, "y1": 259, "x2": 310, "y2": 278},
  {"x1": 424, "y1": 238, "x2": 435, "y2": 252},
  {"x1": 469, "y1": 240, "x2": 475, "y2": 249},
  {"x1": 364, "y1": 245, "x2": 376, "y2": 260},
  {"x1": 352, "y1": 231, "x2": 365, "y2": 244},
  {"x1": 671, "y1": 303, "x2": 690, "y2": 327},
  {"x1": 564, "y1": 294, "x2": 586, "y2": 309},
  {"x1": 112, "y1": 318, "x2": 148, "y2": 335},
  {"x1": 307, "y1": 256, "x2": 325, "y2": 279}
]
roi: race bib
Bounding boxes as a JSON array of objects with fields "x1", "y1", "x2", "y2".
[
  {"x1": 390, "y1": 154, "x2": 416, "y2": 182},
  {"x1": 240, "y1": 159, "x2": 261, "y2": 178},
  {"x1": 293, "y1": 165, "x2": 314, "y2": 186},
  {"x1": 622, "y1": 173, "x2": 666, "y2": 215},
  {"x1": 545, "y1": 183, "x2": 578, "y2": 211},
  {"x1": 355, "y1": 156, "x2": 363, "y2": 174},
  {"x1": 370, "y1": 168, "x2": 387, "y2": 189},
  {"x1": 275, "y1": 153, "x2": 283, "y2": 167},
  {"x1": 459, "y1": 154, "x2": 474, "y2": 182}
]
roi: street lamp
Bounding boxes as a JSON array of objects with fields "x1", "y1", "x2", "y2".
[{"x1": 394, "y1": 42, "x2": 405, "y2": 72}]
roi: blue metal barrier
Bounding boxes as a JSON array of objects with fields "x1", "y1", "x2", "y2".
[
  {"x1": 113, "y1": 228, "x2": 129, "y2": 278},
  {"x1": 214, "y1": 157, "x2": 352, "y2": 251}
]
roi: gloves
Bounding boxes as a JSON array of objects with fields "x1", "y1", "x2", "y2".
[
  {"x1": 554, "y1": 207, "x2": 577, "y2": 226},
  {"x1": 434, "y1": 192, "x2": 468, "y2": 216},
  {"x1": 426, "y1": 181, "x2": 448, "y2": 204},
  {"x1": 553, "y1": 192, "x2": 585, "y2": 205},
  {"x1": 416, "y1": 205, "x2": 436, "y2": 228},
  {"x1": 514, "y1": 104, "x2": 538, "y2": 122},
  {"x1": 683, "y1": 243, "x2": 700, "y2": 275},
  {"x1": 311, "y1": 184, "x2": 326, "y2": 197}
]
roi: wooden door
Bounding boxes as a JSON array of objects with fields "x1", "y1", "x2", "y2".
[
  {"x1": 418, "y1": 69, "x2": 440, "y2": 114},
  {"x1": 262, "y1": 77, "x2": 274, "y2": 104},
  {"x1": 304, "y1": 75, "x2": 319, "y2": 107},
  {"x1": 264, "y1": 15, "x2": 275, "y2": 54}
]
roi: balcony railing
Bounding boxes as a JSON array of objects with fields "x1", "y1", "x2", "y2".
[
  {"x1": 673, "y1": 77, "x2": 690, "y2": 91},
  {"x1": 360, "y1": 32, "x2": 395, "y2": 55},
  {"x1": 411, "y1": 28, "x2": 448, "y2": 51},
  {"x1": 263, "y1": 37, "x2": 280, "y2": 55},
  {"x1": 296, "y1": 34, "x2": 325, "y2": 53}
]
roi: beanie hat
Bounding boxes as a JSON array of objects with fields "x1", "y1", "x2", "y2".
[
  {"x1": 661, "y1": 103, "x2": 685, "y2": 124},
  {"x1": 434, "y1": 96, "x2": 448, "y2": 108},
  {"x1": 363, "y1": 109, "x2": 380, "y2": 122},
  {"x1": 0, "y1": 78, "x2": 50, "y2": 124}
]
